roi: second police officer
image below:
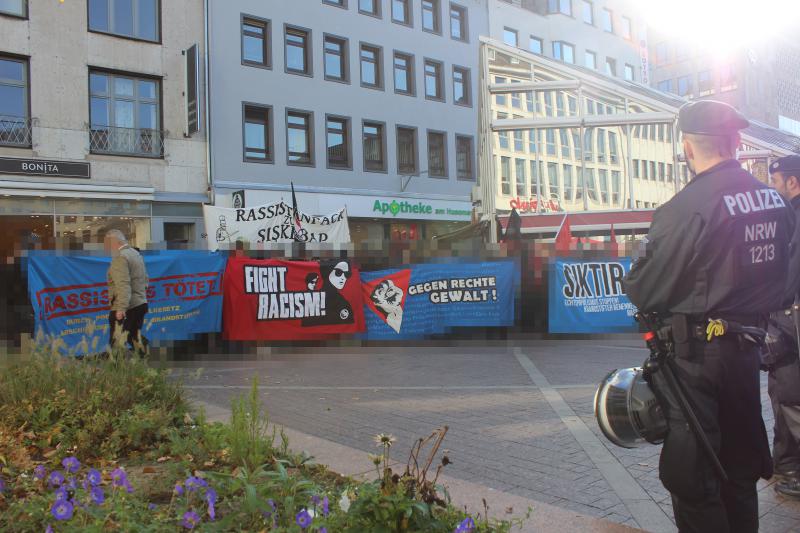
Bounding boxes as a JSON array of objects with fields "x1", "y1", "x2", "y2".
[
  {"x1": 765, "y1": 155, "x2": 800, "y2": 498},
  {"x1": 624, "y1": 100, "x2": 797, "y2": 532}
]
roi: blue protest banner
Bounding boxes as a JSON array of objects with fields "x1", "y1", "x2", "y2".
[
  {"x1": 360, "y1": 261, "x2": 519, "y2": 339},
  {"x1": 548, "y1": 258, "x2": 638, "y2": 334},
  {"x1": 27, "y1": 251, "x2": 226, "y2": 355}
]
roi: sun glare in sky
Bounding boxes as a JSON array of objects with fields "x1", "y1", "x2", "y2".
[{"x1": 638, "y1": 0, "x2": 800, "y2": 58}]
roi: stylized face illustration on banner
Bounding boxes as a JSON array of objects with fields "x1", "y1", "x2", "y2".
[
  {"x1": 329, "y1": 261, "x2": 351, "y2": 290},
  {"x1": 370, "y1": 279, "x2": 405, "y2": 333}
]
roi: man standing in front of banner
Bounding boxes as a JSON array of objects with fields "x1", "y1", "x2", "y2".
[
  {"x1": 624, "y1": 101, "x2": 795, "y2": 532},
  {"x1": 104, "y1": 229, "x2": 149, "y2": 356}
]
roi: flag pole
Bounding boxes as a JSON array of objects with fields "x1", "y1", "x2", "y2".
[{"x1": 554, "y1": 212, "x2": 568, "y2": 241}]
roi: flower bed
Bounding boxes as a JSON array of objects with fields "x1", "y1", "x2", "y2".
[{"x1": 0, "y1": 348, "x2": 527, "y2": 532}]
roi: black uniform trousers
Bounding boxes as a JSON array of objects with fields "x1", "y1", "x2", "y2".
[
  {"x1": 108, "y1": 303, "x2": 149, "y2": 355},
  {"x1": 651, "y1": 335, "x2": 771, "y2": 533},
  {"x1": 768, "y1": 357, "x2": 800, "y2": 473}
]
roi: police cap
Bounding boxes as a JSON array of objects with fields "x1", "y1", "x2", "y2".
[
  {"x1": 678, "y1": 100, "x2": 749, "y2": 136},
  {"x1": 769, "y1": 155, "x2": 800, "y2": 176}
]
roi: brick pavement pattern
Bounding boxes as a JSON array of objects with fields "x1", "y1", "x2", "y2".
[{"x1": 179, "y1": 340, "x2": 800, "y2": 532}]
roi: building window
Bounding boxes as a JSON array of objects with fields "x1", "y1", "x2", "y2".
[
  {"x1": 88, "y1": 0, "x2": 159, "y2": 42},
  {"x1": 609, "y1": 131, "x2": 618, "y2": 163},
  {"x1": 360, "y1": 44, "x2": 383, "y2": 89},
  {"x1": 657, "y1": 79, "x2": 673, "y2": 93},
  {"x1": 512, "y1": 87, "x2": 521, "y2": 110},
  {"x1": 585, "y1": 50, "x2": 597, "y2": 69},
  {"x1": 553, "y1": 42, "x2": 575, "y2": 64},
  {"x1": 497, "y1": 112, "x2": 508, "y2": 149},
  {"x1": 392, "y1": 0, "x2": 411, "y2": 25},
  {"x1": 624, "y1": 64, "x2": 634, "y2": 81},
  {"x1": 397, "y1": 126, "x2": 418, "y2": 174},
  {"x1": 678, "y1": 75, "x2": 691, "y2": 96},
  {"x1": 621, "y1": 16, "x2": 632, "y2": 40},
  {"x1": 503, "y1": 27, "x2": 518, "y2": 47},
  {"x1": 241, "y1": 17, "x2": 270, "y2": 69},
  {"x1": 650, "y1": 161, "x2": 657, "y2": 181},
  {"x1": 495, "y1": 77, "x2": 506, "y2": 106},
  {"x1": 605, "y1": 57, "x2": 616, "y2": 76},
  {"x1": 0, "y1": 0, "x2": 26, "y2": 18},
  {"x1": 529, "y1": 36, "x2": 543, "y2": 54},
  {"x1": 601, "y1": 8, "x2": 613, "y2": 33},
  {"x1": 285, "y1": 26, "x2": 312, "y2": 76},
  {"x1": 698, "y1": 70, "x2": 714, "y2": 95},
  {"x1": 530, "y1": 160, "x2": 540, "y2": 197},
  {"x1": 548, "y1": 0, "x2": 571, "y2": 16},
  {"x1": 453, "y1": 66, "x2": 471, "y2": 106},
  {"x1": 655, "y1": 42, "x2": 669, "y2": 65},
  {"x1": 599, "y1": 169, "x2": 609, "y2": 203},
  {"x1": 513, "y1": 127, "x2": 524, "y2": 152},
  {"x1": 324, "y1": 35, "x2": 349, "y2": 82},
  {"x1": 658, "y1": 162, "x2": 666, "y2": 181},
  {"x1": 326, "y1": 115, "x2": 351, "y2": 169},
  {"x1": 242, "y1": 104, "x2": 272, "y2": 162},
  {"x1": 582, "y1": 1, "x2": 593, "y2": 24},
  {"x1": 89, "y1": 71, "x2": 161, "y2": 157},
  {"x1": 456, "y1": 135, "x2": 474, "y2": 180},
  {"x1": 559, "y1": 129, "x2": 570, "y2": 158},
  {"x1": 424, "y1": 59, "x2": 444, "y2": 101},
  {"x1": 667, "y1": 164, "x2": 673, "y2": 182},
  {"x1": 500, "y1": 156, "x2": 511, "y2": 195},
  {"x1": 583, "y1": 129, "x2": 593, "y2": 161},
  {"x1": 359, "y1": 0, "x2": 380, "y2": 17},
  {"x1": 363, "y1": 121, "x2": 386, "y2": 172},
  {"x1": 547, "y1": 162, "x2": 559, "y2": 198},
  {"x1": 596, "y1": 129, "x2": 606, "y2": 163},
  {"x1": 546, "y1": 129, "x2": 556, "y2": 156},
  {"x1": 286, "y1": 110, "x2": 314, "y2": 166},
  {"x1": 428, "y1": 131, "x2": 447, "y2": 177},
  {"x1": 611, "y1": 170, "x2": 621, "y2": 204},
  {"x1": 324, "y1": 0, "x2": 346, "y2": 6},
  {"x1": 0, "y1": 55, "x2": 30, "y2": 147},
  {"x1": 571, "y1": 131, "x2": 581, "y2": 159},
  {"x1": 515, "y1": 158, "x2": 526, "y2": 196},
  {"x1": 450, "y1": 3, "x2": 468, "y2": 41},
  {"x1": 720, "y1": 64, "x2": 738, "y2": 92},
  {"x1": 529, "y1": 130, "x2": 538, "y2": 153},
  {"x1": 422, "y1": 0, "x2": 441, "y2": 33},
  {"x1": 544, "y1": 91, "x2": 554, "y2": 116},
  {"x1": 394, "y1": 52, "x2": 415, "y2": 95}
]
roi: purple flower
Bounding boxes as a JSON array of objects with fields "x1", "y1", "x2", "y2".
[
  {"x1": 149, "y1": 503, "x2": 157, "y2": 511},
  {"x1": 268, "y1": 498, "x2": 277, "y2": 510},
  {"x1": 86, "y1": 469, "x2": 102, "y2": 486},
  {"x1": 54, "y1": 487, "x2": 69, "y2": 502},
  {"x1": 67, "y1": 477, "x2": 78, "y2": 490},
  {"x1": 455, "y1": 517, "x2": 476, "y2": 533},
  {"x1": 0, "y1": 477, "x2": 5, "y2": 493},
  {"x1": 111, "y1": 468, "x2": 127, "y2": 487},
  {"x1": 45, "y1": 525, "x2": 53, "y2": 533},
  {"x1": 51, "y1": 499, "x2": 74, "y2": 521},
  {"x1": 174, "y1": 483, "x2": 184, "y2": 496},
  {"x1": 185, "y1": 477, "x2": 203, "y2": 492},
  {"x1": 208, "y1": 501, "x2": 216, "y2": 521},
  {"x1": 296, "y1": 509, "x2": 312, "y2": 529},
  {"x1": 322, "y1": 496, "x2": 329, "y2": 517},
  {"x1": 311, "y1": 494, "x2": 321, "y2": 506},
  {"x1": 182, "y1": 510, "x2": 201, "y2": 529},
  {"x1": 90, "y1": 486, "x2": 105, "y2": 505},
  {"x1": 34, "y1": 465, "x2": 46, "y2": 480},
  {"x1": 48, "y1": 471, "x2": 65, "y2": 487},
  {"x1": 62, "y1": 457, "x2": 80, "y2": 474},
  {"x1": 320, "y1": 528, "x2": 328, "y2": 533},
  {"x1": 205, "y1": 488, "x2": 217, "y2": 505}
]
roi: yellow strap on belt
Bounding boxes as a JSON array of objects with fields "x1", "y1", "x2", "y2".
[{"x1": 706, "y1": 319, "x2": 727, "y2": 342}]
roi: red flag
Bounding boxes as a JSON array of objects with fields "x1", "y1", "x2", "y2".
[{"x1": 554, "y1": 214, "x2": 572, "y2": 252}]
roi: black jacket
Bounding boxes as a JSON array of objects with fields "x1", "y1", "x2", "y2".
[{"x1": 624, "y1": 159, "x2": 796, "y2": 317}]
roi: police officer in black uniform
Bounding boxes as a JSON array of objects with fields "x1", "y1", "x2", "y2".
[
  {"x1": 624, "y1": 100, "x2": 796, "y2": 532},
  {"x1": 765, "y1": 155, "x2": 800, "y2": 498}
]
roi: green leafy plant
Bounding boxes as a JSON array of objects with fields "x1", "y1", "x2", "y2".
[{"x1": 227, "y1": 376, "x2": 276, "y2": 470}]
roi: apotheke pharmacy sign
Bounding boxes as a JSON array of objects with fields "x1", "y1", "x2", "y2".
[{"x1": 373, "y1": 199, "x2": 471, "y2": 219}]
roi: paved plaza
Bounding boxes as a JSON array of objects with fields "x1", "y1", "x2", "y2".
[{"x1": 175, "y1": 339, "x2": 800, "y2": 532}]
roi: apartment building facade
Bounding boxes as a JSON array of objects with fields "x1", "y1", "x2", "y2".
[
  {"x1": 206, "y1": 0, "x2": 486, "y2": 246},
  {"x1": 0, "y1": 0, "x2": 208, "y2": 256}
]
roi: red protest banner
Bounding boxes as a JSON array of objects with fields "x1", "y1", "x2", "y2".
[{"x1": 223, "y1": 257, "x2": 365, "y2": 340}]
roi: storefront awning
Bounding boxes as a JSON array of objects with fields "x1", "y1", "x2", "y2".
[
  {"x1": 499, "y1": 209, "x2": 655, "y2": 235},
  {"x1": 0, "y1": 180, "x2": 155, "y2": 201}
]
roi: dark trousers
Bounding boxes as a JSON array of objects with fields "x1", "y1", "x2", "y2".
[
  {"x1": 652, "y1": 336, "x2": 771, "y2": 533},
  {"x1": 108, "y1": 303, "x2": 149, "y2": 354},
  {"x1": 768, "y1": 358, "x2": 800, "y2": 473}
]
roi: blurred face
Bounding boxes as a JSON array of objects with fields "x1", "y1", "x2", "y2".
[{"x1": 103, "y1": 235, "x2": 116, "y2": 253}]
